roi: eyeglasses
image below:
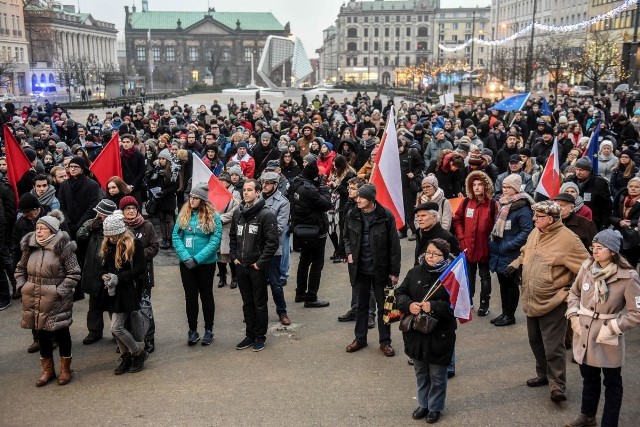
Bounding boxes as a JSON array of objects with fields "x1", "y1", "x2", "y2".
[
  {"x1": 589, "y1": 246, "x2": 608, "y2": 252},
  {"x1": 425, "y1": 251, "x2": 444, "y2": 258},
  {"x1": 67, "y1": 165, "x2": 80, "y2": 170},
  {"x1": 532, "y1": 214, "x2": 549, "y2": 220},
  {"x1": 421, "y1": 185, "x2": 434, "y2": 190}
]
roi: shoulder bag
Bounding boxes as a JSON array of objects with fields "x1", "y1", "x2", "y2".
[{"x1": 399, "y1": 280, "x2": 440, "y2": 334}]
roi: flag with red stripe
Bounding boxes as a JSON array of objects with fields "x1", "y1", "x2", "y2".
[
  {"x1": 89, "y1": 131, "x2": 123, "y2": 189},
  {"x1": 192, "y1": 154, "x2": 233, "y2": 212},
  {"x1": 3, "y1": 125, "x2": 32, "y2": 204},
  {"x1": 534, "y1": 140, "x2": 561, "y2": 199},
  {"x1": 370, "y1": 107, "x2": 405, "y2": 230},
  {"x1": 438, "y1": 252, "x2": 472, "y2": 323}
]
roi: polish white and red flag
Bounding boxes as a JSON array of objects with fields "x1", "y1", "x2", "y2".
[
  {"x1": 438, "y1": 252, "x2": 472, "y2": 323},
  {"x1": 370, "y1": 107, "x2": 405, "y2": 229},
  {"x1": 191, "y1": 154, "x2": 233, "y2": 212},
  {"x1": 534, "y1": 140, "x2": 561, "y2": 200}
]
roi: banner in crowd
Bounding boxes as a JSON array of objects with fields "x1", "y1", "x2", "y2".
[
  {"x1": 584, "y1": 120, "x2": 601, "y2": 175},
  {"x1": 489, "y1": 93, "x2": 531, "y2": 112},
  {"x1": 439, "y1": 251, "x2": 472, "y2": 323},
  {"x1": 3, "y1": 124, "x2": 32, "y2": 204},
  {"x1": 89, "y1": 131, "x2": 123, "y2": 189},
  {"x1": 370, "y1": 107, "x2": 405, "y2": 229},
  {"x1": 191, "y1": 154, "x2": 233, "y2": 212},
  {"x1": 535, "y1": 140, "x2": 561, "y2": 199}
]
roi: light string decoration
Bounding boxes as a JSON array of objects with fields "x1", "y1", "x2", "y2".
[{"x1": 438, "y1": 0, "x2": 637, "y2": 52}]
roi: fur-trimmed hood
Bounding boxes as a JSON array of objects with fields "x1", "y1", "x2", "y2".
[
  {"x1": 464, "y1": 170, "x2": 494, "y2": 200},
  {"x1": 21, "y1": 230, "x2": 77, "y2": 256}
]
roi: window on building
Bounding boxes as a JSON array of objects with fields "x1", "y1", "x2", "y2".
[
  {"x1": 418, "y1": 16, "x2": 423, "y2": 22},
  {"x1": 188, "y1": 46, "x2": 199, "y2": 61},
  {"x1": 439, "y1": 34, "x2": 444, "y2": 42},
  {"x1": 406, "y1": 41, "x2": 411, "y2": 50},
  {"x1": 364, "y1": 17, "x2": 368, "y2": 23},
  {"x1": 396, "y1": 16, "x2": 400, "y2": 21},
  {"x1": 417, "y1": 41, "x2": 428, "y2": 51},
  {"x1": 452, "y1": 35, "x2": 458, "y2": 42},
  {"x1": 221, "y1": 47, "x2": 231, "y2": 62},
  {"x1": 478, "y1": 59, "x2": 484, "y2": 66},
  {"x1": 364, "y1": 42, "x2": 369, "y2": 51},
  {"x1": 478, "y1": 35, "x2": 484, "y2": 40},
  {"x1": 152, "y1": 46, "x2": 161, "y2": 62},
  {"x1": 418, "y1": 27, "x2": 428, "y2": 37},
  {"x1": 374, "y1": 28, "x2": 379, "y2": 37},
  {"x1": 439, "y1": 23, "x2": 444, "y2": 31},
  {"x1": 385, "y1": 28, "x2": 389, "y2": 37},
  {"x1": 347, "y1": 17, "x2": 351, "y2": 23},
  {"x1": 19, "y1": 47, "x2": 24, "y2": 61},
  {"x1": 14, "y1": 47, "x2": 18, "y2": 61},
  {"x1": 396, "y1": 27, "x2": 400, "y2": 37},
  {"x1": 479, "y1": 47, "x2": 484, "y2": 54},
  {"x1": 353, "y1": 57, "x2": 357, "y2": 66},
  {"x1": 346, "y1": 57, "x2": 351, "y2": 66},
  {"x1": 385, "y1": 16, "x2": 389, "y2": 23},
  {"x1": 375, "y1": 16, "x2": 379, "y2": 23},
  {"x1": 374, "y1": 41, "x2": 379, "y2": 51},
  {"x1": 405, "y1": 56, "x2": 410, "y2": 66},
  {"x1": 406, "y1": 27, "x2": 411, "y2": 36},
  {"x1": 395, "y1": 41, "x2": 400, "y2": 51},
  {"x1": 347, "y1": 28, "x2": 358, "y2": 38},
  {"x1": 384, "y1": 57, "x2": 389, "y2": 66},
  {"x1": 347, "y1": 42, "x2": 357, "y2": 51},
  {"x1": 465, "y1": 46, "x2": 471, "y2": 54},
  {"x1": 136, "y1": 46, "x2": 146, "y2": 61},
  {"x1": 374, "y1": 57, "x2": 378, "y2": 66},
  {"x1": 244, "y1": 47, "x2": 253, "y2": 62},
  {"x1": 466, "y1": 23, "x2": 471, "y2": 30},
  {"x1": 453, "y1": 23, "x2": 458, "y2": 30},
  {"x1": 166, "y1": 46, "x2": 175, "y2": 62},
  {"x1": 364, "y1": 28, "x2": 368, "y2": 37},
  {"x1": 353, "y1": 17, "x2": 358, "y2": 23},
  {"x1": 40, "y1": 73, "x2": 46, "y2": 83},
  {"x1": 384, "y1": 41, "x2": 389, "y2": 51},
  {"x1": 364, "y1": 57, "x2": 368, "y2": 66}
]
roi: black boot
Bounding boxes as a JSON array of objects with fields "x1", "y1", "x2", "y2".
[
  {"x1": 218, "y1": 276, "x2": 227, "y2": 288},
  {"x1": 114, "y1": 353, "x2": 132, "y2": 375},
  {"x1": 230, "y1": 277, "x2": 238, "y2": 289},
  {"x1": 160, "y1": 238, "x2": 170, "y2": 250}
]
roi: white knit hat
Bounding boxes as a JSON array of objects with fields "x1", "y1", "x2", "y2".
[{"x1": 103, "y1": 210, "x2": 126, "y2": 236}]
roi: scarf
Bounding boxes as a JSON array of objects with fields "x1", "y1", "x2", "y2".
[
  {"x1": 491, "y1": 193, "x2": 534, "y2": 238},
  {"x1": 31, "y1": 185, "x2": 56, "y2": 208},
  {"x1": 121, "y1": 146, "x2": 137, "y2": 160},
  {"x1": 573, "y1": 195, "x2": 586, "y2": 213},
  {"x1": 36, "y1": 233, "x2": 56, "y2": 247},
  {"x1": 421, "y1": 256, "x2": 451, "y2": 272},
  {"x1": 590, "y1": 261, "x2": 617, "y2": 305},
  {"x1": 124, "y1": 213, "x2": 145, "y2": 228},
  {"x1": 623, "y1": 193, "x2": 640, "y2": 219},
  {"x1": 420, "y1": 187, "x2": 445, "y2": 205}
]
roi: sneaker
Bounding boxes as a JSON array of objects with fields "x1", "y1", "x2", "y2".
[
  {"x1": 0, "y1": 299, "x2": 11, "y2": 311},
  {"x1": 187, "y1": 330, "x2": 200, "y2": 346},
  {"x1": 338, "y1": 309, "x2": 356, "y2": 322},
  {"x1": 202, "y1": 329, "x2": 214, "y2": 346},
  {"x1": 236, "y1": 336, "x2": 253, "y2": 350},
  {"x1": 253, "y1": 341, "x2": 265, "y2": 352},
  {"x1": 478, "y1": 300, "x2": 490, "y2": 317}
]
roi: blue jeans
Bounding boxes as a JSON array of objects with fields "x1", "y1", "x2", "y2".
[
  {"x1": 413, "y1": 359, "x2": 449, "y2": 412},
  {"x1": 267, "y1": 255, "x2": 287, "y2": 316},
  {"x1": 280, "y1": 225, "x2": 290, "y2": 282},
  {"x1": 448, "y1": 350, "x2": 456, "y2": 373}
]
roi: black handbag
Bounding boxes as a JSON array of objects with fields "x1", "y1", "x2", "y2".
[
  {"x1": 145, "y1": 198, "x2": 159, "y2": 216},
  {"x1": 398, "y1": 281, "x2": 440, "y2": 334},
  {"x1": 620, "y1": 226, "x2": 640, "y2": 251},
  {"x1": 293, "y1": 224, "x2": 320, "y2": 239}
]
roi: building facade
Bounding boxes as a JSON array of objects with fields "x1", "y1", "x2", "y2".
[
  {"x1": 25, "y1": 2, "x2": 117, "y2": 97},
  {"x1": 333, "y1": 0, "x2": 439, "y2": 85},
  {"x1": 434, "y1": 7, "x2": 491, "y2": 70},
  {"x1": 317, "y1": 25, "x2": 338, "y2": 84},
  {"x1": 0, "y1": 0, "x2": 30, "y2": 96},
  {"x1": 123, "y1": 2, "x2": 290, "y2": 91}
]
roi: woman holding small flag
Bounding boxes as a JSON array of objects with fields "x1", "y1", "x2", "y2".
[{"x1": 396, "y1": 238, "x2": 457, "y2": 424}]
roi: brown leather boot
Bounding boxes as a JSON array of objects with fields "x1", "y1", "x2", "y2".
[
  {"x1": 36, "y1": 357, "x2": 56, "y2": 387},
  {"x1": 58, "y1": 357, "x2": 73, "y2": 385}
]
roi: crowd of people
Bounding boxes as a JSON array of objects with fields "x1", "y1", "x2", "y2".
[{"x1": 1, "y1": 90, "x2": 640, "y2": 425}]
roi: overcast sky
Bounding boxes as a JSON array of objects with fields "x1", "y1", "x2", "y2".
[{"x1": 76, "y1": 0, "x2": 489, "y2": 56}]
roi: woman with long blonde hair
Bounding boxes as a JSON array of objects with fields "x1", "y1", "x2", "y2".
[
  {"x1": 98, "y1": 211, "x2": 147, "y2": 374},
  {"x1": 172, "y1": 182, "x2": 222, "y2": 346}
]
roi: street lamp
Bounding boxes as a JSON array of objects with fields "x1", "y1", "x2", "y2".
[
  {"x1": 469, "y1": 10, "x2": 476, "y2": 97},
  {"x1": 525, "y1": 0, "x2": 539, "y2": 92},
  {"x1": 502, "y1": 22, "x2": 519, "y2": 88}
]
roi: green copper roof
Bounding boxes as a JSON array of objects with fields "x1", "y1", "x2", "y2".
[{"x1": 129, "y1": 11, "x2": 284, "y2": 31}]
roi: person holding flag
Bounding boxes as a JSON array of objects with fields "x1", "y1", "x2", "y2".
[{"x1": 396, "y1": 238, "x2": 459, "y2": 424}]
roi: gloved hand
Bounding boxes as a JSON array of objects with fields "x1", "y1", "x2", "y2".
[
  {"x1": 596, "y1": 322, "x2": 619, "y2": 346},
  {"x1": 156, "y1": 191, "x2": 164, "y2": 198},
  {"x1": 184, "y1": 258, "x2": 198, "y2": 269},
  {"x1": 104, "y1": 273, "x2": 118, "y2": 296},
  {"x1": 505, "y1": 265, "x2": 518, "y2": 277},
  {"x1": 570, "y1": 316, "x2": 581, "y2": 337}
]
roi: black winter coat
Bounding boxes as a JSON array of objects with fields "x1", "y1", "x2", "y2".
[
  {"x1": 229, "y1": 199, "x2": 279, "y2": 269},
  {"x1": 609, "y1": 167, "x2": 638, "y2": 200},
  {"x1": 0, "y1": 180, "x2": 15, "y2": 242},
  {"x1": 396, "y1": 263, "x2": 457, "y2": 365},
  {"x1": 342, "y1": 203, "x2": 401, "y2": 285},
  {"x1": 121, "y1": 150, "x2": 146, "y2": 190},
  {"x1": 76, "y1": 217, "x2": 105, "y2": 296},
  {"x1": 129, "y1": 220, "x2": 159, "y2": 290},
  {"x1": 564, "y1": 173, "x2": 612, "y2": 230},
  {"x1": 426, "y1": 160, "x2": 465, "y2": 199},
  {"x1": 252, "y1": 142, "x2": 281, "y2": 177},
  {"x1": 414, "y1": 223, "x2": 459, "y2": 266},
  {"x1": 58, "y1": 175, "x2": 102, "y2": 236},
  {"x1": 288, "y1": 175, "x2": 332, "y2": 235},
  {"x1": 147, "y1": 166, "x2": 179, "y2": 212},
  {"x1": 98, "y1": 239, "x2": 145, "y2": 313}
]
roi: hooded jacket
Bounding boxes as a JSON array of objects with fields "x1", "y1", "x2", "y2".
[
  {"x1": 229, "y1": 198, "x2": 279, "y2": 269},
  {"x1": 16, "y1": 231, "x2": 81, "y2": 331},
  {"x1": 452, "y1": 171, "x2": 498, "y2": 263}
]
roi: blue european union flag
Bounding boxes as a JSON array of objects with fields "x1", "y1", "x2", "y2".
[
  {"x1": 540, "y1": 97, "x2": 552, "y2": 116},
  {"x1": 585, "y1": 121, "x2": 601, "y2": 175},
  {"x1": 489, "y1": 93, "x2": 531, "y2": 112}
]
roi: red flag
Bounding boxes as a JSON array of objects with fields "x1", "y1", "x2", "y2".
[
  {"x1": 370, "y1": 107, "x2": 405, "y2": 230},
  {"x1": 534, "y1": 140, "x2": 561, "y2": 199},
  {"x1": 3, "y1": 125, "x2": 32, "y2": 203},
  {"x1": 89, "y1": 131, "x2": 123, "y2": 189},
  {"x1": 191, "y1": 154, "x2": 233, "y2": 212}
]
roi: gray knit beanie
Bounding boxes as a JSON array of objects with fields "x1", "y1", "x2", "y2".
[
  {"x1": 37, "y1": 209, "x2": 64, "y2": 234},
  {"x1": 357, "y1": 184, "x2": 377, "y2": 202},
  {"x1": 190, "y1": 182, "x2": 210, "y2": 202},
  {"x1": 158, "y1": 148, "x2": 172, "y2": 161},
  {"x1": 592, "y1": 229, "x2": 623, "y2": 254},
  {"x1": 421, "y1": 174, "x2": 439, "y2": 189}
]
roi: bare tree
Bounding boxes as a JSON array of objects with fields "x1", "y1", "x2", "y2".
[
  {"x1": 0, "y1": 56, "x2": 17, "y2": 89},
  {"x1": 55, "y1": 58, "x2": 75, "y2": 102},
  {"x1": 577, "y1": 32, "x2": 620, "y2": 95},
  {"x1": 537, "y1": 36, "x2": 579, "y2": 98},
  {"x1": 207, "y1": 43, "x2": 224, "y2": 84},
  {"x1": 490, "y1": 48, "x2": 512, "y2": 86}
]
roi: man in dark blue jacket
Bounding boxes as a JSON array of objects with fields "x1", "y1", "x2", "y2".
[{"x1": 230, "y1": 179, "x2": 279, "y2": 352}]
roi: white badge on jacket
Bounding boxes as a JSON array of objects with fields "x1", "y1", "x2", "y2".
[
  {"x1": 584, "y1": 192, "x2": 592, "y2": 202},
  {"x1": 505, "y1": 220, "x2": 512, "y2": 230},
  {"x1": 466, "y1": 208, "x2": 474, "y2": 218},
  {"x1": 185, "y1": 237, "x2": 193, "y2": 248}
]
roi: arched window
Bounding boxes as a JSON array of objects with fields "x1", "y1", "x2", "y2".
[
  {"x1": 347, "y1": 42, "x2": 357, "y2": 51},
  {"x1": 347, "y1": 28, "x2": 358, "y2": 38},
  {"x1": 40, "y1": 73, "x2": 46, "y2": 83},
  {"x1": 48, "y1": 73, "x2": 55, "y2": 83},
  {"x1": 417, "y1": 27, "x2": 428, "y2": 37},
  {"x1": 31, "y1": 74, "x2": 37, "y2": 88}
]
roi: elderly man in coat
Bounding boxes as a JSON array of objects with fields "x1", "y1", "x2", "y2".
[{"x1": 507, "y1": 200, "x2": 589, "y2": 403}]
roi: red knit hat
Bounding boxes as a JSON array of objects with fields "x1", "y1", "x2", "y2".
[{"x1": 118, "y1": 195, "x2": 139, "y2": 210}]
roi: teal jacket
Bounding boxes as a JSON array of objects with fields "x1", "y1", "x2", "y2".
[{"x1": 172, "y1": 212, "x2": 222, "y2": 265}]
